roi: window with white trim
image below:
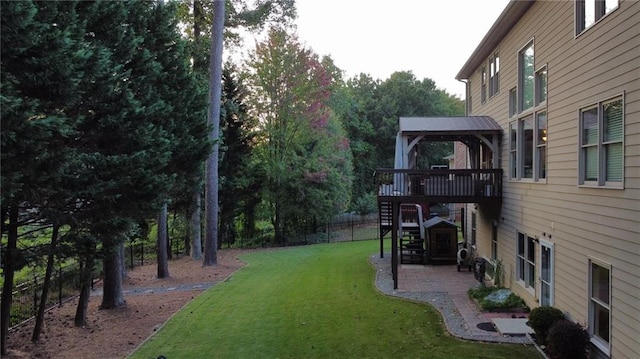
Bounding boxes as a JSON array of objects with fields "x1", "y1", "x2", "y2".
[
  {"x1": 535, "y1": 67, "x2": 547, "y2": 105},
  {"x1": 576, "y1": 0, "x2": 619, "y2": 35},
  {"x1": 510, "y1": 113, "x2": 546, "y2": 181},
  {"x1": 511, "y1": 40, "x2": 547, "y2": 182},
  {"x1": 516, "y1": 232, "x2": 535, "y2": 292},
  {"x1": 536, "y1": 112, "x2": 547, "y2": 179},
  {"x1": 579, "y1": 95, "x2": 624, "y2": 186},
  {"x1": 481, "y1": 66, "x2": 487, "y2": 104},
  {"x1": 509, "y1": 87, "x2": 517, "y2": 118},
  {"x1": 589, "y1": 259, "x2": 611, "y2": 355},
  {"x1": 518, "y1": 41, "x2": 534, "y2": 112},
  {"x1": 489, "y1": 52, "x2": 500, "y2": 97}
]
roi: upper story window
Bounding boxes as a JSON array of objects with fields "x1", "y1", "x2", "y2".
[
  {"x1": 509, "y1": 87, "x2": 517, "y2": 118},
  {"x1": 481, "y1": 66, "x2": 487, "y2": 104},
  {"x1": 579, "y1": 95, "x2": 624, "y2": 186},
  {"x1": 489, "y1": 52, "x2": 500, "y2": 97},
  {"x1": 535, "y1": 67, "x2": 547, "y2": 105},
  {"x1": 536, "y1": 112, "x2": 547, "y2": 179},
  {"x1": 518, "y1": 41, "x2": 535, "y2": 112},
  {"x1": 576, "y1": 0, "x2": 619, "y2": 35},
  {"x1": 510, "y1": 110, "x2": 547, "y2": 181}
]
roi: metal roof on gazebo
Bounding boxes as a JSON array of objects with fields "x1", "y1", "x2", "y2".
[{"x1": 399, "y1": 116, "x2": 501, "y2": 136}]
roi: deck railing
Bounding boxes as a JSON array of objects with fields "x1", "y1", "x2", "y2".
[{"x1": 375, "y1": 168, "x2": 502, "y2": 203}]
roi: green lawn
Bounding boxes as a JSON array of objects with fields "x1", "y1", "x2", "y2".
[{"x1": 130, "y1": 240, "x2": 541, "y2": 359}]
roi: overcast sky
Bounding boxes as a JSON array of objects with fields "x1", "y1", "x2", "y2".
[{"x1": 293, "y1": 0, "x2": 512, "y2": 98}]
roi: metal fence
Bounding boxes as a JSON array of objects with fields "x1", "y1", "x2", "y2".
[
  {"x1": 4, "y1": 214, "x2": 381, "y2": 330},
  {"x1": 7, "y1": 263, "x2": 87, "y2": 329}
]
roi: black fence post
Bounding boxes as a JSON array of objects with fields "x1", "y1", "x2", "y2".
[
  {"x1": 351, "y1": 217, "x2": 355, "y2": 241},
  {"x1": 140, "y1": 242, "x2": 144, "y2": 266},
  {"x1": 130, "y1": 241, "x2": 135, "y2": 269},
  {"x1": 32, "y1": 276, "x2": 38, "y2": 317},
  {"x1": 58, "y1": 265, "x2": 63, "y2": 306}
]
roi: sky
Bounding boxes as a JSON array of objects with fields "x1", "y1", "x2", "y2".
[{"x1": 293, "y1": 0, "x2": 512, "y2": 98}]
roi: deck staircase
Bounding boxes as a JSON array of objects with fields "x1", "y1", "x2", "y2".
[{"x1": 398, "y1": 204, "x2": 425, "y2": 264}]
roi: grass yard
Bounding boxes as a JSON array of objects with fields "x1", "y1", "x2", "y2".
[{"x1": 130, "y1": 240, "x2": 540, "y2": 359}]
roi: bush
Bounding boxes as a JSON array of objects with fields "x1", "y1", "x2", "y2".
[
  {"x1": 467, "y1": 287, "x2": 529, "y2": 312},
  {"x1": 546, "y1": 320, "x2": 590, "y2": 359},
  {"x1": 527, "y1": 306, "x2": 565, "y2": 345}
]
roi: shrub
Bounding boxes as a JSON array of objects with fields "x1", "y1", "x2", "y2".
[
  {"x1": 546, "y1": 320, "x2": 590, "y2": 359},
  {"x1": 467, "y1": 287, "x2": 529, "y2": 312},
  {"x1": 527, "y1": 306, "x2": 565, "y2": 345}
]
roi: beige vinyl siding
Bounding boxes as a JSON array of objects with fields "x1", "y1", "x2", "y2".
[{"x1": 465, "y1": 1, "x2": 639, "y2": 357}]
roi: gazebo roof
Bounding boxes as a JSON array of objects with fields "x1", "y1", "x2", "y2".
[{"x1": 399, "y1": 116, "x2": 501, "y2": 136}]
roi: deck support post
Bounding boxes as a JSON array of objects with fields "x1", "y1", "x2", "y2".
[{"x1": 391, "y1": 201, "x2": 399, "y2": 290}]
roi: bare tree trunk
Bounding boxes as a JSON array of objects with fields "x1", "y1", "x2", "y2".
[
  {"x1": 204, "y1": 0, "x2": 225, "y2": 266},
  {"x1": 32, "y1": 225, "x2": 59, "y2": 342},
  {"x1": 120, "y1": 240, "x2": 127, "y2": 278},
  {"x1": 157, "y1": 202, "x2": 170, "y2": 278},
  {"x1": 190, "y1": 190, "x2": 202, "y2": 259},
  {"x1": 75, "y1": 253, "x2": 95, "y2": 327},
  {"x1": 100, "y1": 242, "x2": 125, "y2": 309},
  {"x1": 1, "y1": 206, "x2": 19, "y2": 355}
]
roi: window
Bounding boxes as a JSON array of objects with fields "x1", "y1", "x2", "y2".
[
  {"x1": 536, "y1": 112, "x2": 547, "y2": 179},
  {"x1": 579, "y1": 96, "x2": 624, "y2": 186},
  {"x1": 521, "y1": 116, "x2": 534, "y2": 179},
  {"x1": 489, "y1": 52, "x2": 500, "y2": 97},
  {"x1": 481, "y1": 66, "x2": 487, "y2": 104},
  {"x1": 511, "y1": 114, "x2": 546, "y2": 181},
  {"x1": 589, "y1": 260, "x2": 611, "y2": 354},
  {"x1": 510, "y1": 122, "x2": 517, "y2": 179},
  {"x1": 519, "y1": 42, "x2": 534, "y2": 112},
  {"x1": 535, "y1": 67, "x2": 547, "y2": 105},
  {"x1": 509, "y1": 87, "x2": 517, "y2": 118},
  {"x1": 576, "y1": 0, "x2": 619, "y2": 35},
  {"x1": 516, "y1": 232, "x2": 536, "y2": 292}
]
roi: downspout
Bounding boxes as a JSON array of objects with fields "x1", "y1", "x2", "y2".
[
  {"x1": 458, "y1": 79, "x2": 470, "y2": 116},
  {"x1": 458, "y1": 78, "x2": 471, "y2": 242}
]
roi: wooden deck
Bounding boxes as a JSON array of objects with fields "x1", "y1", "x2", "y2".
[
  {"x1": 375, "y1": 168, "x2": 502, "y2": 288},
  {"x1": 375, "y1": 168, "x2": 502, "y2": 204}
]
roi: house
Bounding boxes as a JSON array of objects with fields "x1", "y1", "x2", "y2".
[
  {"x1": 454, "y1": 1, "x2": 640, "y2": 358},
  {"x1": 376, "y1": 1, "x2": 638, "y2": 357}
]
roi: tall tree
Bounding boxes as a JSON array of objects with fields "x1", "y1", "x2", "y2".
[
  {"x1": 0, "y1": 0, "x2": 88, "y2": 348},
  {"x1": 177, "y1": 0, "x2": 297, "y2": 259},
  {"x1": 247, "y1": 29, "x2": 353, "y2": 241},
  {"x1": 218, "y1": 64, "x2": 260, "y2": 247},
  {"x1": 203, "y1": 0, "x2": 226, "y2": 266}
]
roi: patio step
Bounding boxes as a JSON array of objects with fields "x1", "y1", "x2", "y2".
[{"x1": 491, "y1": 318, "x2": 534, "y2": 336}]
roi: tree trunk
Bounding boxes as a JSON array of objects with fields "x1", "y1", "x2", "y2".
[
  {"x1": 32, "y1": 224, "x2": 59, "y2": 342},
  {"x1": 190, "y1": 190, "x2": 202, "y2": 259},
  {"x1": 157, "y1": 202, "x2": 170, "y2": 278},
  {"x1": 120, "y1": 240, "x2": 127, "y2": 278},
  {"x1": 191, "y1": 0, "x2": 204, "y2": 262},
  {"x1": 274, "y1": 200, "x2": 284, "y2": 244},
  {"x1": 1, "y1": 206, "x2": 18, "y2": 355},
  {"x1": 100, "y1": 241, "x2": 125, "y2": 309},
  {"x1": 75, "y1": 253, "x2": 95, "y2": 327},
  {"x1": 203, "y1": 0, "x2": 225, "y2": 266}
]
